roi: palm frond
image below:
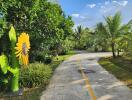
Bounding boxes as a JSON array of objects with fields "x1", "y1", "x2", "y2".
[{"x1": 112, "y1": 12, "x2": 121, "y2": 33}]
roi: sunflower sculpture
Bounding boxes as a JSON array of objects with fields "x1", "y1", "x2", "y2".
[{"x1": 15, "y1": 33, "x2": 30, "y2": 65}]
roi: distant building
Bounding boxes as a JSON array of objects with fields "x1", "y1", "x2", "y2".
[{"x1": 48, "y1": 0, "x2": 59, "y2": 4}]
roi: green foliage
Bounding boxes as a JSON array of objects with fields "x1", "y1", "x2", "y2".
[
  {"x1": 0, "y1": 0, "x2": 72, "y2": 95},
  {"x1": 20, "y1": 63, "x2": 52, "y2": 88},
  {"x1": 8, "y1": 26, "x2": 19, "y2": 92},
  {"x1": 0, "y1": 53, "x2": 73, "y2": 99},
  {"x1": 73, "y1": 12, "x2": 132, "y2": 55},
  {"x1": 0, "y1": 71, "x2": 9, "y2": 92},
  {"x1": 34, "y1": 53, "x2": 46, "y2": 63},
  {"x1": 0, "y1": 54, "x2": 8, "y2": 74},
  {"x1": 73, "y1": 25, "x2": 84, "y2": 49},
  {"x1": 9, "y1": 26, "x2": 16, "y2": 44},
  {"x1": 92, "y1": 12, "x2": 131, "y2": 56},
  {"x1": 30, "y1": 51, "x2": 53, "y2": 64},
  {"x1": 94, "y1": 22, "x2": 110, "y2": 51},
  {"x1": 60, "y1": 39, "x2": 74, "y2": 54},
  {"x1": 102, "y1": 12, "x2": 130, "y2": 57},
  {"x1": 0, "y1": 55, "x2": 10, "y2": 92},
  {"x1": 44, "y1": 55, "x2": 53, "y2": 64},
  {"x1": 73, "y1": 26, "x2": 93, "y2": 50},
  {"x1": 36, "y1": 53, "x2": 52, "y2": 64},
  {"x1": 74, "y1": 25, "x2": 83, "y2": 44},
  {"x1": 0, "y1": 18, "x2": 9, "y2": 54},
  {"x1": 0, "y1": 0, "x2": 74, "y2": 58},
  {"x1": 0, "y1": 18, "x2": 7, "y2": 38},
  {"x1": 0, "y1": 26, "x2": 20, "y2": 92},
  {"x1": 53, "y1": 38, "x2": 74, "y2": 55}
]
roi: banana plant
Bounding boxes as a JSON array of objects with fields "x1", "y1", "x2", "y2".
[{"x1": 0, "y1": 26, "x2": 19, "y2": 92}]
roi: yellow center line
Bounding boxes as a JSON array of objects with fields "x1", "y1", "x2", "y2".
[{"x1": 78, "y1": 58, "x2": 97, "y2": 100}]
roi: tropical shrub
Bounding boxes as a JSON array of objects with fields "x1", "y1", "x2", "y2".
[
  {"x1": 19, "y1": 63, "x2": 52, "y2": 88},
  {"x1": 30, "y1": 51, "x2": 53, "y2": 64},
  {"x1": 0, "y1": 69, "x2": 10, "y2": 92},
  {"x1": 59, "y1": 39, "x2": 74, "y2": 55},
  {"x1": 44, "y1": 55, "x2": 53, "y2": 64}
]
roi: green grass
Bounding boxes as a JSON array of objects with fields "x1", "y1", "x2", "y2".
[
  {"x1": 0, "y1": 52, "x2": 75, "y2": 100},
  {"x1": 98, "y1": 56, "x2": 132, "y2": 89}
]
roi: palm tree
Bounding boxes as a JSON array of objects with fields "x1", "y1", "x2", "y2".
[
  {"x1": 74, "y1": 25, "x2": 83, "y2": 45},
  {"x1": 96, "y1": 12, "x2": 121, "y2": 58},
  {"x1": 95, "y1": 12, "x2": 129, "y2": 58},
  {"x1": 105, "y1": 12, "x2": 122, "y2": 58},
  {"x1": 95, "y1": 22, "x2": 109, "y2": 52}
]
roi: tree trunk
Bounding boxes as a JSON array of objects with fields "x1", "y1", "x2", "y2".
[
  {"x1": 117, "y1": 49, "x2": 120, "y2": 56},
  {"x1": 94, "y1": 46, "x2": 98, "y2": 52},
  {"x1": 111, "y1": 43, "x2": 116, "y2": 58}
]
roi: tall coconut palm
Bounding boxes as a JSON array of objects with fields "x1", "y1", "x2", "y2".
[
  {"x1": 74, "y1": 25, "x2": 84, "y2": 45},
  {"x1": 75, "y1": 25, "x2": 83, "y2": 40},
  {"x1": 94, "y1": 22, "x2": 109, "y2": 51},
  {"x1": 105, "y1": 12, "x2": 122, "y2": 58},
  {"x1": 99, "y1": 12, "x2": 122, "y2": 57},
  {"x1": 95, "y1": 12, "x2": 129, "y2": 58}
]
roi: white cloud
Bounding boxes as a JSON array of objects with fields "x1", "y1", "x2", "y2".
[
  {"x1": 112, "y1": 0, "x2": 117, "y2": 3},
  {"x1": 87, "y1": 4, "x2": 96, "y2": 8},
  {"x1": 105, "y1": 1, "x2": 110, "y2": 5},
  {"x1": 71, "y1": 14, "x2": 80, "y2": 18},
  {"x1": 112, "y1": 0, "x2": 128, "y2": 7},
  {"x1": 103, "y1": 7, "x2": 113, "y2": 13},
  {"x1": 80, "y1": 16, "x2": 85, "y2": 19},
  {"x1": 99, "y1": 0, "x2": 128, "y2": 14},
  {"x1": 71, "y1": 13, "x2": 86, "y2": 19},
  {"x1": 101, "y1": 6, "x2": 105, "y2": 9},
  {"x1": 120, "y1": 1, "x2": 128, "y2": 6}
]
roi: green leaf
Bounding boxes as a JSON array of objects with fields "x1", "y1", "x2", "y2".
[
  {"x1": 0, "y1": 54, "x2": 8, "y2": 74},
  {"x1": 9, "y1": 26, "x2": 16, "y2": 43}
]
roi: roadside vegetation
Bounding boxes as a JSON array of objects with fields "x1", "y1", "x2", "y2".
[
  {"x1": 73, "y1": 13, "x2": 132, "y2": 57},
  {"x1": 99, "y1": 56, "x2": 132, "y2": 89},
  {"x1": 0, "y1": 0, "x2": 132, "y2": 99},
  {"x1": 0, "y1": 53, "x2": 74, "y2": 100},
  {"x1": 0, "y1": 0, "x2": 75, "y2": 99}
]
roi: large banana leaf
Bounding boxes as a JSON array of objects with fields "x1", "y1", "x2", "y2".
[
  {"x1": 9, "y1": 26, "x2": 16, "y2": 43},
  {"x1": 0, "y1": 54, "x2": 8, "y2": 74}
]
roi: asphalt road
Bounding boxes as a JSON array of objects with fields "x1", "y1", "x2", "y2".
[{"x1": 41, "y1": 52, "x2": 132, "y2": 100}]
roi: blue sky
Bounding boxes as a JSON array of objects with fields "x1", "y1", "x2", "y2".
[{"x1": 59, "y1": 0, "x2": 132, "y2": 28}]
